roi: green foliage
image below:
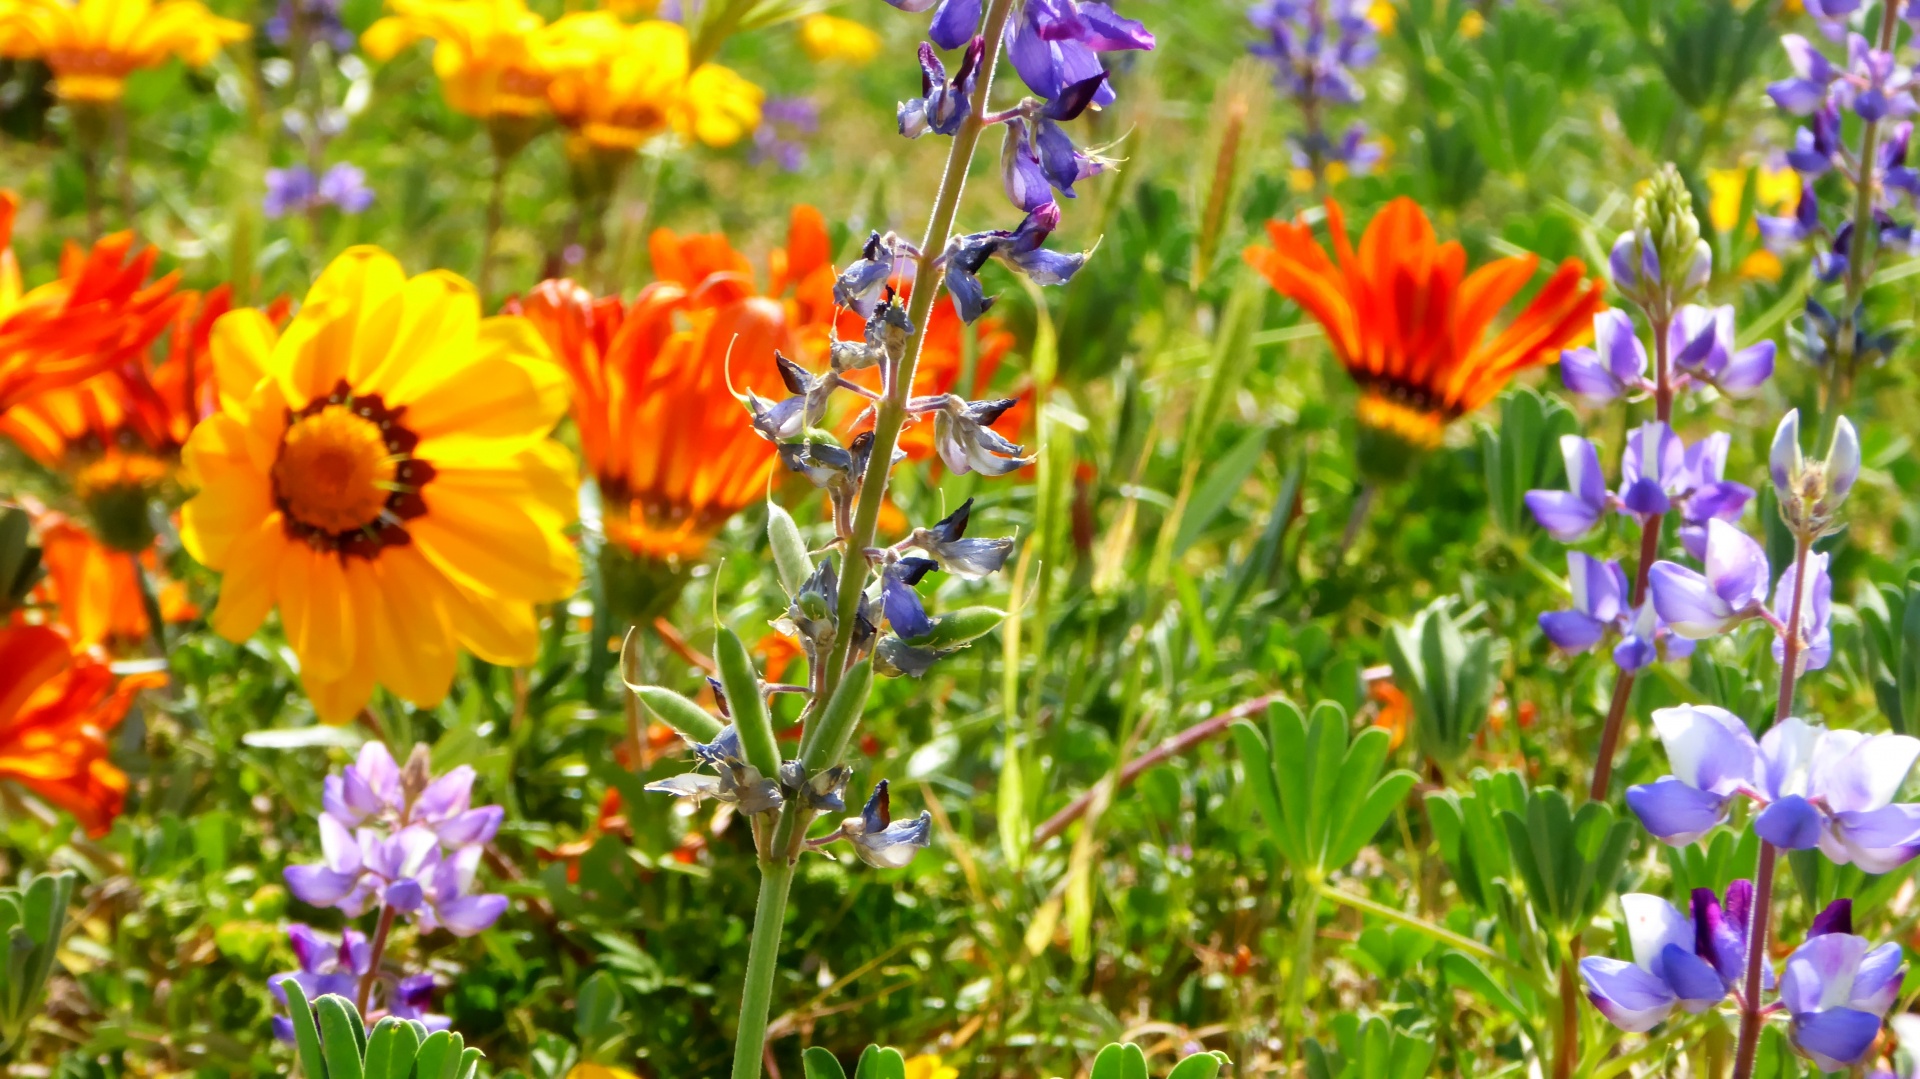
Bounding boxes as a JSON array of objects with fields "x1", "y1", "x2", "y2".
[
  {"x1": 280, "y1": 981, "x2": 482, "y2": 1079},
  {"x1": 1383, "y1": 602, "x2": 1499, "y2": 770},
  {"x1": 1860, "y1": 565, "x2": 1920, "y2": 735},
  {"x1": 801, "y1": 1043, "x2": 1230, "y2": 1079},
  {"x1": 0, "y1": 504, "x2": 43, "y2": 616},
  {"x1": 1425, "y1": 770, "x2": 1527, "y2": 914},
  {"x1": 1303, "y1": 1015, "x2": 1436, "y2": 1079},
  {"x1": 1477, "y1": 389, "x2": 1578, "y2": 538},
  {"x1": 1230, "y1": 700, "x2": 1418, "y2": 884},
  {"x1": 0, "y1": 872, "x2": 72, "y2": 1059},
  {"x1": 1498, "y1": 788, "x2": 1632, "y2": 940}
]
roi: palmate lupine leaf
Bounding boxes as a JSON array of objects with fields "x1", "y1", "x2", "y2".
[
  {"x1": 1477, "y1": 387, "x2": 1577, "y2": 537},
  {"x1": 0, "y1": 872, "x2": 74, "y2": 1057},
  {"x1": 1496, "y1": 787, "x2": 1631, "y2": 938},
  {"x1": 1383, "y1": 601, "x2": 1499, "y2": 770},
  {"x1": 279, "y1": 980, "x2": 481, "y2": 1079},
  {"x1": 1304, "y1": 1014, "x2": 1436, "y2": 1079},
  {"x1": 1423, "y1": 770, "x2": 1526, "y2": 913},
  {"x1": 1230, "y1": 700, "x2": 1418, "y2": 881},
  {"x1": 1860, "y1": 566, "x2": 1920, "y2": 735}
]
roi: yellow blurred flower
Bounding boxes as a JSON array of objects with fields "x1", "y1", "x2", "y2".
[
  {"x1": 0, "y1": 0, "x2": 247, "y2": 103},
  {"x1": 1705, "y1": 164, "x2": 1799, "y2": 234},
  {"x1": 1458, "y1": 8, "x2": 1485, "y2": 38},
  {"x1": 537, "y1": 14, "x2": 761, "y2": 152},
  {"x1": 799, "y1": 13, "x2": 880, "y2": 65},
  {"x1": 1367, "y1": 0, "x2": 1395, "y2": 33},
  {"x1": 362, "y1": 0, "x2": 552, "y2": 123},
  {"x1": 178, "y1": 246, "x2": 579, "y2": 722},
  {"x1": 1738, "y1": 249, "x2": 1784, "y2": 283},
  {"x1": 902, "y1": 1056, "x2": 957, "y2": 1079},
  {"x1": 566, "y1": 1066, "x2": 639, "y2": 1079}
]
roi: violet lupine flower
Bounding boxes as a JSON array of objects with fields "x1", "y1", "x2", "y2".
[
  {"x1": 1771, "y1": 550, "x2": 1834, "y2": 674},
  {"x1": 1769, "y1": 34, "x2": 1844, "y2": 115},
  {"x1": 1006, "y1": 0, "x2": 1155, "y2": 109},
  {"x1": 269, "y1": 924, "x2": 448, "y2": 1042},
  {"x1": 1648, "y1": 519, "x2": 1772, "y2": 638},
  {"x1": 1782, "y1": 919, "x2": 1906, "y2": 1072},
  {"x1": 1525, "y1": 435, "x2": 1609, "y2": 541},
  {"x1": 1559, "y1": 310, "x2": 1647, "y2": 405},
  {"x1": 903, "y1": 498, "x2": 1013, "y2": 579},
  {"x1": 1578, "y1": 893, "x2": 1729, "y2": 1032},
  {"x1": 1839, "y1": 33, "x2": 1916, "y2": 122},
  {"x1": 1668, "y1": 305, "x2": 1776, "y2": 398},
  {"x1": 264, "y1": 164, "x2": 374, "y2": 219},
  {"x1": 1784, "y1": 104, "x2": 1843, "y2": 177},
  {"x1": 1609, "y1": 229, "x2": 1712, "y2": 302},
  {"x1": 899, "y1": 39, "x2": 985, "y2": 139},
  {"x1": 1524, "y1": 426, "x2": 1751, "y2": 551},
  {"x1": 266, "y1": 0, "x2": 356, "y2": 52},
  {"x1": 1539, "y1": 552, "x2": 1627, "y2": 655},
  {"x1": 879, "y1": 557, "x2": 937, "y2": 639},
  {"x1": 752, "y1": 97, "x2": 818, "y2": 172},
  {"x1": 1759, "y1": 181, "x2": 1823, "y2": 252},
  {"x1": 1626, "y1": 707, "x2": 1920, "y2": 871},
  {"x1": 843, "y1": 780, "x2": 933, "y2": 868},
  {"x1": 941, "y1": 202, "x2": 1088, "y2": 323},
  {"x1": 285, "y1": 744, "x2": 508, "y2": 937}
]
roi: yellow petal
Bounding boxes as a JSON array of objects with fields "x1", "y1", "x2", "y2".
[
  {"x1": 358, "y1": 547, "x2": 459, "y2": 708},
  {"x1": 208, "y1": 514, "x2": 289, "y2": 642},
  {"x1": 178, "y1": 412, "x2": 273, "y2": 569},
  {"x1": 279, "y1": 246, "x2": 408, "y2": 406},
  {"x1": 354, "y1": 269, "x2": 481, "y2": 398},
  {"x1": 280, "y1": 546, "x2": 356, "y2": 683},
  {"x1": 388, "y1": 316, "x2": 568, "y2": 443},
  {"x1": 443, "y1": 583, "x2": 540, "y2": 666},
  {"x1": 410, "y1": 481, "x2": 578, "y2": 603},
  {"x1": 209, "y1": 307, "x2": 278, "y2": 414}
]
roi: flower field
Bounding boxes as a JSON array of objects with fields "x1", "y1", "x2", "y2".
[{"x1": 3, "y1": 0, "x2": 1920, "y2": 1075}]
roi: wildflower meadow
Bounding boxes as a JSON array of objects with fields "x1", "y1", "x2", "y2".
[{"x1": 5, "y1": 0, "x2": 1920, "y2": 1075}]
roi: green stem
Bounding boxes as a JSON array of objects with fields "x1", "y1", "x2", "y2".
[
  {"x1": 728, "y1": 818, "x2": 799, "y2": 1079},
  {"x1": 1318, "y1": 883, "x2": 1529, "y2": 979},
  {"x1": 816, "y1": 0, "x2": 1021, "y2": 705},
  {"x1": 1287, "y1": 882, "x2": 1318, "y2": 1066}
]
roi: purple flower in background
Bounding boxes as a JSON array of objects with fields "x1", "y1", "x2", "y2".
[
  {"x1": 1578, "y1": 893, "x2": 1728, "y2": 1032},
  {"x1": 266, "y1": 0, "x2": 355, "y2": 53},
  {"x1": 753, "y1": 97, "x2": 819, "y2": 172},
  {"x1": 264, "y1": 163, "x2": 374, "y2": 219},
  {"x1": 1785, "y1": 105, "x2": 1843, "y2": 177},
  {"x1": 880, "y1": 557, "x2": 936, "y2": 639},
  {"x1": 1769, "y1": 34, "x2": 1843, "y2": 114},
  {"x1": 1759, "y1": 182, "x2": 1823, "y2": 250},
  {"x1": 1771, "y1": 551, "x2": 1834, "y2": 673},
  {"x1": 286, "y1": 743, "x2": 508, "y2": 937},
  {"x1": 1559, "y1": 309, "x2": 1648, "y2": 405},
  {"x1": 1668, "y1": 305, "x2": 1776, "y2": 398},
  {"x1": 1673, "y1": 433, "x2": 1754, "y2": 559},
  {"x1": 1783, "y1": 929, "x2": 1905, "y2": 1071},
  {"x1": 1618, "y1": 421, "x2": 1684, "y2": 521},
  {"x1": 1249, "y1": 0, "x2": 1380, "y2": 177},
  {"x1": 1649, "y1": 519, "x2": 1771, "y2": 638},
  {"x1": 269, "y1": 924, "x2": 449, "y2": 1042},
  {"x1": 1836, "y1": 33, "x2": 1916, "y2": 122}
]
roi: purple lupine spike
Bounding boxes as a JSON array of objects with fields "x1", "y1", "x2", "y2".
[
  {"x1": 1618, "y1": 422, "x2": 1684, "y2": 520},
  {"x1": 1691, "y1": 881, "x2": 1776, "y2": 992},
  {"x1": 1539, "y1": 552, "x2": 1628, "y2": 655},
  {"x1": 1771, "y1": 551, "x2": 1834, "y2": 674},
  {"x1": 1625, "y1": 704, "x2": 1763, "y2": 845},
  {"x1": 1768, "y1": 34, "x2": 1842, "y2": 114},
  {"x1": 1782, "y1": 932, "x2": 1906, "y2": 1072},
  {"x1": 1668, "y1": 304, "x2": 1775, "y2": 398},
  {"x1": 1675, "y1": 433, "x2": 1754, "y2": 560}
]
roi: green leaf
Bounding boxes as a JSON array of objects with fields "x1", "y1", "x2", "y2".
[
  {"x1": 315, "y1": 995, "x2": 366, "y2": 1079},
  {"x1": 1438, "y1": 952, "x2": 1527, "y2": 1023},
  {"x1": 1164, "y1": 1053, "x2": 1226, "y2": 1079},
  {"x1": 282, "y1": 980, "x2": 330, "y2": 1079},
  {"x1": 1229, "y1": 719, "x2": 1289, "y2": 863},
  {"x1": 852, "y1": 1046, "x2": 906, "y2": 1079},
  {"x1": 363, "y1": 1018, "x2": 422, "y2": 1079},
  {"x1": 803, "y1": 1047, "x2": 850, "y2": 1079},
  {"x1": 1326, "y1": 771, "x2": 1418, "y2": 874},
  {"x1": 414, "y1": 1031, "x2": 457, "y2": 1079},
  {"x1": 1173, "y1": 424, "x2": 1270, "y2": 555},
  {"x1": 1087, "y1": 1043, "x2": 1149, "y2": 1079}
]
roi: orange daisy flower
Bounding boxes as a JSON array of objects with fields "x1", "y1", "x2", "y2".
[
  {"x1": 1244, "y1": 197, "x2": 1604, "y2": 473},
  {"x1": 0, "y1": 623, "x2": 164, "y2": 835},
  {"x1": 1, "y1": 281, "x2": 228, "y2": 552},
  {"x1": 29, "y1": 509, "x2": 196, "y2": 650},
  {"x1": 515, "y1": 205, "x2": 838, "y2": 566},
  {"x1": 0, "y1": 198, "x2": 194, "y2": 416}
]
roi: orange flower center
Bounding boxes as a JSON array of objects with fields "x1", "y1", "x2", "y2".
[
  {"x1": 273, "y1": 405, "x2": 397, "y2": 534},
  {"x1": 74, "y1": 451, "x2": 170, "y2": 502}
]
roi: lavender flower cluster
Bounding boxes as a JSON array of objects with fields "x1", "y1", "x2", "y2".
[
  {"x1": 284, "y1": 743, "x2": 508, "y2": 936},
  {"x1": 264, "y1": 163, "x2": 374, "y2": 219},
  {"x1": 1248, "y1": 0, "x2": 1382, "y2": 184}
]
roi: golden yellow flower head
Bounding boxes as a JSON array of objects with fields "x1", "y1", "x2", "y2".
[
  {"x1": 798, "y1": 13, "x2": 880, "y2": 65},
  {"x1": 901, "y1": 1056, "x2": 958, "y2": 1079},
  {"x1": 362, "y1": 0, "x2": 551, "y2": 122},
  {"x1": 1705, "y1": 164, "x2": 1800, "y2": 234},
  {"x1": 178, "y1": 246, "x2": 580, "y2": 723},
  {"x1": 0, "y1": 0, "x2": 248, "y2": 103},
  {"x1": 536, "y1": 14, "x2": 761, "y2": 152}
]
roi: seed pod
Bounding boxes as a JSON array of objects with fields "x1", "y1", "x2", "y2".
[
  {"x1": 802, "y1": 661, "x2": 874, "y2": 772},
  {"x1": 767, "y1": 502, "x2": 813, "y2": 597},
  {"x1": 716, "y1": 627, "x2": 780, "y2": 779},
  {"x1": 911, "y1": 606, "x2": 1006, "y2": 649},
  {"x1": 630, "y1": 685, "x2": 725, "y2": 744}
]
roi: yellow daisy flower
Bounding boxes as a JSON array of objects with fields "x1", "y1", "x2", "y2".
[
  {"x1": 536, "y1": 14, "x2": 761, "y2": 152},
  {"x1": 798, "y1": 13, "x2": 881, "y2": 65},
  {"x1": 361, "y1": 0, "x2": 552, "y2": 123},
  {"x1": 178, "y1": 247, "x2": 580, "y2": 723},
  {"x1": 902, "y1": 1055, "x2": 957, "y2": 1079},
  {"x1": 0, "y1": 0, "x2": 248, "y2": 103}
]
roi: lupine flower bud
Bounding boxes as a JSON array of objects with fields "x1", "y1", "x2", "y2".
[
  {"x1": 1771, "y1": 409, "x2": 1859, "y2": 538},
  {"x1": 1616, "y1": 166, "x2": 1710, "y2": 314}
]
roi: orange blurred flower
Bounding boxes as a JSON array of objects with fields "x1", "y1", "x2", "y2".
[
  {"x1": 1368, "y1": 678, "x2": 1410, "y2": 751},
  {"x1": 831, "y1": 288, "x2": 1020, "y2": 462},
  {"x1": 516, "y1": 205, "x2": 838, "y2": 563},
  {"x1": 29, "y1": 509, "x2": 196, "y2": 650},
  {"x1": 1244, "y1": 197, "x2": 1603, "y2": 475},
  {"x1": 0, "y1": 623, "x2": 164, "y2": 835},
  {"x1": 0, "y1": 198, "x2": 194, "y2": 417},
  {"x1": 2, "y1": 277, "x2": 228, "y2": 552}
]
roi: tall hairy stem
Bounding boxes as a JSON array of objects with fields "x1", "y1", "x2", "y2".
[
  {"x1": 729, "y1": 4, "x2": 1020, "y2": 1076},
  {"x1": 1588, "y1": 314, "x2": 1673, "y2": 802},
  {"x1": 1730, "y1": 533, "x2": 1814, "y2": 1079}
]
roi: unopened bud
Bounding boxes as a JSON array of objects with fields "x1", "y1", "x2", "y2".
[
  {"x1": 1771, "y1": 409, "x2": 1860, "y2": 538},
  {"x1": 401, "y1": 743, "x2": 434, "y2": 804}
]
